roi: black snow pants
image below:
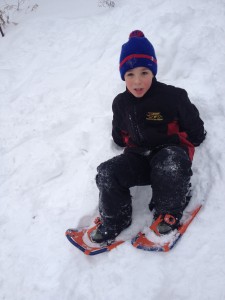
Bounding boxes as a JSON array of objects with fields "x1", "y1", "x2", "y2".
[{"x1": 96, "y1": 145, "x2": 192, "y2": 231}]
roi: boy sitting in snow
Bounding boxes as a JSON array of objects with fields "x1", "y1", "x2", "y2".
[{"x1": 91, "y1": 30, "x2": 206, "y2": 243}]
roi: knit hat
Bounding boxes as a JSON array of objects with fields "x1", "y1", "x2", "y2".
[{"x1": 119, "y1": 30, "x2": 157, "y2": 80}]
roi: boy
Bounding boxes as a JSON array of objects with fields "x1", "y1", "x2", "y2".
[{"x1": 91, "y1": 30, "x2": 206, "y2": 243}]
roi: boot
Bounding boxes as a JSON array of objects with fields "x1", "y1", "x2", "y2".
[
  {"x1": 90, "y1": 217, "x2": 131, "y2": 243},
  {"x1": 151, "y1": 212, "x2": 182, "y2": 235}
]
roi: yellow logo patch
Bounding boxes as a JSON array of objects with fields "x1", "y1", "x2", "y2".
[{"x1": 146, "y1": 112, "x2": 163, "y2": 121}]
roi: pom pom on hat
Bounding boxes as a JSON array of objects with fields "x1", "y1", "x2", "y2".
[
  {"x1": 119, "y1": 30, "x2": 157, "y2": 80},
  {"x1": 129, "y1": 30, "x2": 145, "y2": 38}
]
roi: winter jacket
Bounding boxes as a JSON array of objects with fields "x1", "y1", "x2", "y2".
[{"x1": 112, "y1": 78, "x2": 206, "y2": 160}]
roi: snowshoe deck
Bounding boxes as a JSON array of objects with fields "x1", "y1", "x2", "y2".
[
  {"x1": 65, "y1": 224, "x2": 125, "y2": 255},
  {"x1": 131, "y1": 205, "x2": 202, "y2": 252}
]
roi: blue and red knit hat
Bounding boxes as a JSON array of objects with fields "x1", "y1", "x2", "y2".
[{"x1": 119, "y1": 30, "x2": 157, "y2": 80}]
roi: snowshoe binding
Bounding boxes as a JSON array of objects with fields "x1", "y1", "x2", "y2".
[{"x1": 151, "y1": 213, "x2": 181, "y2": 235}]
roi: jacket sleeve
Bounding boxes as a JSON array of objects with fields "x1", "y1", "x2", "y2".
[
  {"x1": 112, "y1": 96, "x2": 126, "y2": 147},
  {"x1": 178, "y1": 90, "x2": 206, "y2": 146}
]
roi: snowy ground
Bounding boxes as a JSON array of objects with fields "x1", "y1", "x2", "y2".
[{"x1": 1, "y1": 0, "x2": 225, "y2": 299}]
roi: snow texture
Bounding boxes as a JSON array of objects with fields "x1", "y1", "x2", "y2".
[{"x1": 1, "y1": 0, "x2": 225, "y2": 299}]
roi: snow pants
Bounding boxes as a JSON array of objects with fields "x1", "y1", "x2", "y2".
[{"x1": 96, "y1": 145, "x2": 192, "y2": 231}]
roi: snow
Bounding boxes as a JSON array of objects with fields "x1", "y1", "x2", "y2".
[{"x1": 1, "y1": 0, "x2": 225, "y2": 299}]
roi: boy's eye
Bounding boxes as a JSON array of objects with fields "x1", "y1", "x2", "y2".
[
  {"x1": 126, "y1": 73, "x2": 134, "y2": 77},
  {"x1": 142, "y1": 71, "x2": 149, "y2": 75}
]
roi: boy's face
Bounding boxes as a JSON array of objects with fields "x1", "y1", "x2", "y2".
[{"x1": 124, "y1": 67, "x2": 154, "y2": 98}]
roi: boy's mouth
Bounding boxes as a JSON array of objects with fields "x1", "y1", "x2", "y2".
[{"x1": 134, "y1": 88, "x2": 144, "y2": 94}]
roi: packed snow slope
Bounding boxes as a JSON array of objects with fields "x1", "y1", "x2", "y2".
[{"x1": 1, "y1": 0, "x2": 225, "y2": 299}]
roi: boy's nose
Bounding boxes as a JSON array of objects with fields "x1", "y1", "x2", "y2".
[{"x1": 134, "y1": 75, "x2": 141, "y2": 84}]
